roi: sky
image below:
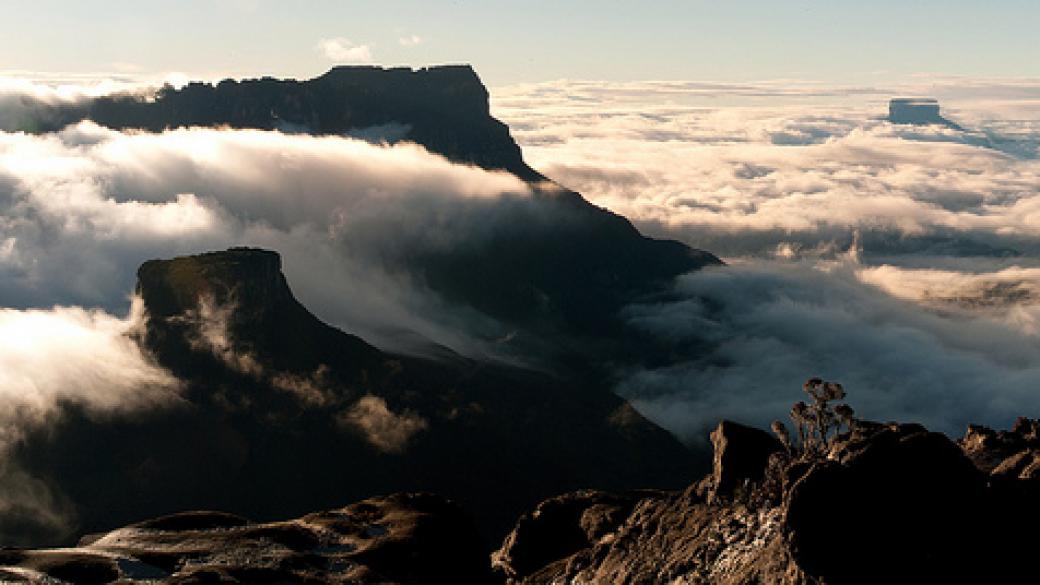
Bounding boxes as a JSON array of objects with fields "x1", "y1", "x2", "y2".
[{"x1": 1, "y1": 1, "x2": 1039, "y2": 86}]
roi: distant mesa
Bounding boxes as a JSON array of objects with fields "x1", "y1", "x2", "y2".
[{"x1": 887, "y1": 97, "x2": 962, "y2": 130}]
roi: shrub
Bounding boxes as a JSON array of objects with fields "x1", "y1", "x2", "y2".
[{"x1": 774, "y1": 377, "x2": 856, "y2": 456}]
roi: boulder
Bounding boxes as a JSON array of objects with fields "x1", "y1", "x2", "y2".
[
  {"x1": 709, "y1": 420, "x2": 785, "y2": 499},
  {"x1": 786, "y1": 423, "x2": 989, "y2": 583}
]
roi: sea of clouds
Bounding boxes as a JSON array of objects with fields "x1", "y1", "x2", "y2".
[
  {"x1": 494, "y1": 77, "x2": 1040, "y2": 442},
  {"x1": 2, "y1": 74, "x2": 1040, "y2": 458}
]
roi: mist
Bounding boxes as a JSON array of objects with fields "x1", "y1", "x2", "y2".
[
  {"x1": 0, "y1": 117, "x2": 540, "y2": 357},
  {"x1": 493, "y1": 78, "x2": 1040, "y2": 442},
  {"x1": 616, "y1": 257, "x2": 1040, "y2": 445},
  {"x1": 0, "y1": 298, "x2": 179, "y2": 540}
]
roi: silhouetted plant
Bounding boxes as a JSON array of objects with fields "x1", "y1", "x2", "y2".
[
  {"x1": 771, "y1": 420, "x2": 793, "y2": 454},
  {"x1": 773, "y1": 377, "x2": 857, "y2": 456},
  {"x1": 834, "y1": 403, "x2": 857, "y2": 433}
]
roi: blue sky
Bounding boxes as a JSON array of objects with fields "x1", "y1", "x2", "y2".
[{"x1": 1, "y1": 1, "x2": 1038, "y2": 85}]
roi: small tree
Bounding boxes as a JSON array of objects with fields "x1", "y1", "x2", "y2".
[{"x1": 773, "y1": 377, "x2": 856, "y2": 456}]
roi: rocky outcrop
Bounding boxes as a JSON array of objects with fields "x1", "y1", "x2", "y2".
[
  {"x1": 961, "y1": 416, "x2": 1040, "y2": 475},
  {"x1": 707, "y1": 420, "x2": 784, "y2": 500},
  {"x1": 496, "y1": 419, "x2": 1040, "y2": 583},
  {"x1": 491, "y1": 490, "x2": 665, "y2": 581},
  {"x1": 0, "y1": 493, "x2": 491, "y2": 584}
]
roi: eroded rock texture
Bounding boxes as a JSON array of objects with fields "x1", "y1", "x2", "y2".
[
  {"x1": 495, "y1": 418, "x2": 1040, "y2": 584},
  {"x1": 0, "y1": 493, "x2": 490, "y2": 584}
]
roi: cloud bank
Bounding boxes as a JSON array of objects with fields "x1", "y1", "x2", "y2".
[
  {"x1": 618, "y1": 258, "x2": 1040, "y2": 446},
  {"x1": 0, "y1": 119, "x2": 536, "y2": 356},
  {"x1": 494, "y1": 78, "x2": 1040, "y2": 442},
  {"x1": 0, "y1": 298, "x2": 179, "y2": 541},
  {"x1": 494, "y1": 78, "x2": 1040, "y2": 262}
]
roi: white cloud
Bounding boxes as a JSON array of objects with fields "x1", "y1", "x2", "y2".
[
  {"x1": 493, "y1": 79, "x2": 1040, "y2": 261},
  {"x1": 398, "y1": 34, "x2": 424, "y2": 47},
  {"x1": 317, "y1": 37, "x2": 374, "y2": 63},
  {"x1": 619, "y1": 258, "x2": 1040, "y2": 446},
  {"x1": 492, "y1": 78, "x2": 1040, "y2": 443},
  {"x1": 339, "y1": 395, "x2": 428, "y2": 453},
  {"x1": 0, "y1": 297, "x2": 179, "y2": 538},
  {"x1": 0, "y1": 117, "x2": 534, "y2": 358}
]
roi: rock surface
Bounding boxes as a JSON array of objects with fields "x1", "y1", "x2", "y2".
[
  {"x1": 0, "y1": 493, "x2": 491, "y2": 584},
  {"x1": 708, "y1": 420, "x2": 784, "y2": 500},
  {"x1": 496, "y1": 418, "x2": 1040, "y2": 583}
]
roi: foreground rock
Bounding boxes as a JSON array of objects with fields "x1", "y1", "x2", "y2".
[
  {"x1": 0, "y1": 493, "x2": 490, "y2": 584},
  {"x1": 495, "y1": 419, "x2": 1040, "y2": 583}
]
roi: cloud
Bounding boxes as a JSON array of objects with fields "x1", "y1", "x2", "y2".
[
  {"x1": 0, "y1": 116, "x2": 541, "y2": 358},
  {"x1": 398, "y1": 35, "x2": 424, "y2": 47},
  {"x1": 617, "y1": 258, "x2": 1040, "y2": 446},
  {"x1": 339, "y1": 395, "x2": 428, "y2": 453},
  {"x1": 317, "y1": 38, "x2": 374, "y2": 63},
  {"x1": 494, "y1": 79, "x2": 1040, "y2": 261},
  {"x1": 495, "y1": 80, "x2": 1040, "y2": 444},
  {"x1": 0, "y1": 298, "x2": 179, "y2": 541}
]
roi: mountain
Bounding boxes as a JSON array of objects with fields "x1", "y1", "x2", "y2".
[
  {"x1": 30, "y1": 65, "x2": 721, "y2": 361},
  {"x1": 887, "y1": 98, "x2": 962, "y2": 130},
  {"x1": 3, "y1": 66, "x2": 724, "y2": 551},
  {"x1": 493, "y1": 418, "x2": 1040, "y2": 583},
  {"x1": 7, "y1": 248, "x2": 697, "y2": 547}
]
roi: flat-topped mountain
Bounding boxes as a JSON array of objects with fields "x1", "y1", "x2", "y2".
[
  {"x1": 55, "y1": 65, "x2": 720, "y2": 359},
  {"x1": 27, "y1": 65, "x2": 538, "y2": 181},
  {"x1": 6, "y1": 248, "x2": 697, "y2": 547},
  {"x1": 888, "y1": 97, "x2": 962, "y2": 129}
]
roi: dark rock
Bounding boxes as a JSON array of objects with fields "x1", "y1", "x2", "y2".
[
  {"x1": 0, "y1": 493, "x2": 491, "y2": 584},
  {"x1": 709, "y1": 420, "x2": 784, "y2": 500},
  {"x1": 960, "y1": 418, "x2": 1040, "y2": 473},
  {"x1": 786, "y1": 423, "x2": 988, "y2": 583},
  {"x1": 499, "y1": 417, "x2": 1040, "y2": 583},
  {"x1": 491, "y1": 490, "x2": 659, "y2": 581},
  {"x1": 991, "y1": 449, "x2": 1040, "y2": 479}
]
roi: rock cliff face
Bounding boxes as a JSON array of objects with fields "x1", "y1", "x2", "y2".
[
  {"x1": 8, "y1": 248, "x2": 697, "y2": 547},
  {"x1": 30, "y1": 65, "x2": 537, "y2": 181},
  {"x1": 494, "y1": 418, "x2": 1040, "y2": 583}
]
